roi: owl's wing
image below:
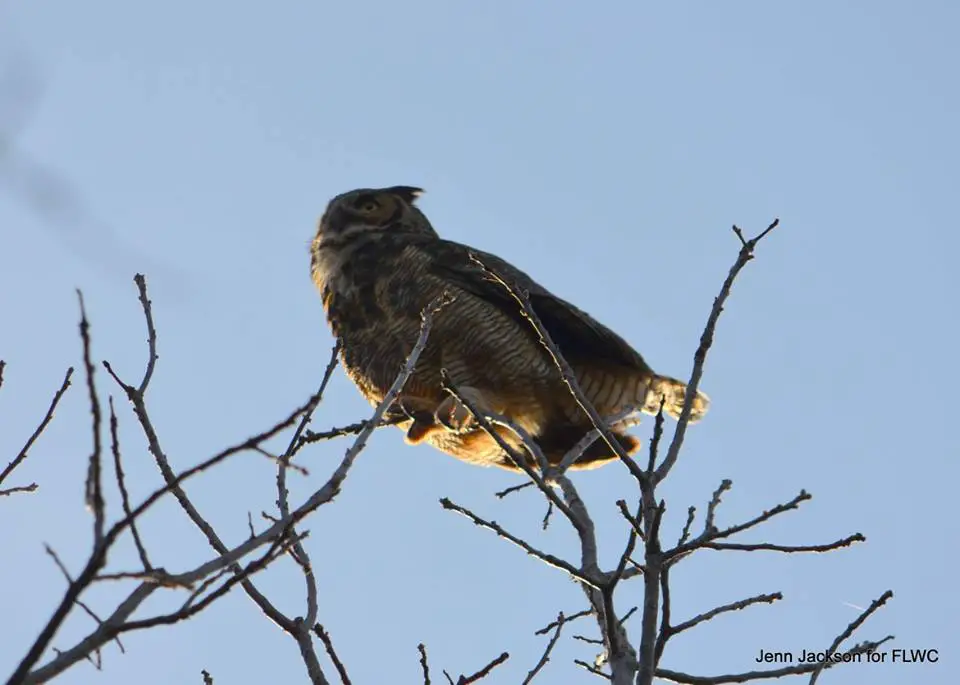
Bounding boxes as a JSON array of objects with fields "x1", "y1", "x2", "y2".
[{"x1": 425, "y1": 239, "x2": 649, "y2": 371}]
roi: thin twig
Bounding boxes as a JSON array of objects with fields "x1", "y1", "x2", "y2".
[
  {"x1": 615, "y1": 500, "x2": 644, "y2": 541},
  {"x1": 656, "y1": 637, "x2": 894, "y2": 684},
  {"x1": 109, "y1": 397, "x2": 151, "y2": 570},
  {"x1": 103, "y1": 275, "x2": 308, "y2": 654},
  {"x1": 609, "y1": 504, "x2": 640, "y2": 589},
  {"x1": 440, "y1": 498, "x2": 600, "y2": 588},
  {"x1": 703, "y1": 480, "x2": 733, "y2": 535},
  {"x1": 300, "y1": 415, "x2": 406, "y2": 445},
  {"x1": 457, "y1": 652, "x2": 509, "y2": 684},
  {"x1": 699, "y1": 536, "x2": 865, "y2": 554},
  {"x1": 677, "y1": 506, "x2": 696, "y2": 546},
  {"x1": 0, "y1": 367, "x2": 74, "y2": 489},
  {"x1": 115, "y1": 532, "x2": 299, "y2": 632},
  {"x1": 43, "y1": 545, "x2": 126, "y2": 655},
  {"x1": 133, "y1": 274, "x2": 158, "y2": 394},
  {"x1": 535, "y1": 609, "x2": 592, "y2": 635},
  {"x1": 24, "y1": 504, "x2": 327, "y2": 683},
  {"x1": 418, "y1": 643, "x2": 431, "y2": 685},
  {"x1": 495, "y1": 481, "x2": 533, "y2": 499},
  {"x1": 670, "y1": 592, "x2": 782, "y2": 636},
  {"x1": 0, "y1": 483, "x2": 38, "y2": 496},
  {"x1": 654, "y1": 219, "x2": 779, "y2": 483},
  {"x1": 9, "y1": 389, "x2": 313, "y2": 685},
  {"x1": 666, "y1": 490, "x2": 813, "y2": 560},
  {"x1": 808, "y1": 591, "x2": 894, "y2": 684},
  {"x1": 313, "y1": 625, "x2": 352, "y2": 685},
  {"x1": 653, "y1": 593, "x2": 892, "y2": 685},
  {"x1": 646, "y1": 401, "x2": 666, "y2": 474},
  {"x1": 276, "y1": 343, "x2": 341, "y2": 648},
  {"x1": 574, "y1": 659, "x2": 613, "y2": 680},
  {"x1": 77, "y1": 291, "x2": 106, "y2": 547}
]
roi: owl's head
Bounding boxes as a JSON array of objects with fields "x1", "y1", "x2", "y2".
[
  {"x1": 311, "y1": 185, "x2": 437, "y2": 293},
  {"x1": 314, "y1": 185, "x2": 437, "y2": 248}
]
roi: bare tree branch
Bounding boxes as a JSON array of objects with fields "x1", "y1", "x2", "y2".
[
  {"x1": 523, "y1": 612, "x2": 566, "y2": 684},
  {"x1": 656, "y1": 639, "x2": 894, "y2": 684},
  {"x1": 273, "y1": 343, "x2": 341, "y2": 681},
  {"x1": 42, "y1": 545, "x2": 126, "y2": 655},
  {"x1": 299, "y1": 415, "x2": 405, "y2": 445},
  {"x1": 21, "y1": 516, "x2": 309, "y2": 683},
  {"x1": 807, "y1": 591, "x2": 893, "y2": 684},
  {"x1": 535, "y1": 609, "x2": 593, "y2": 635},
  {"x1": 698, "y1": 536, "x2": 864, "y2": 554},
  {"x1": 9, "y1": 282, "x2": 322, "y2": 684},
  {"x1": 494, "y1": 481, "x2": 534, "y2": 499},
  {"x1": 77, "y1": 291, "x2": 106, "y2": 547},
  {"x1": 677, "y1": 506, "x2": 696, "y2": 546},
  {"x1": 654, "y1": 219, "x2": 779, "y2": 483},
  {"x1": 440, "y1": 498, "x2": 600, "y2": 588},
  {"x1": 456, "y1": 651, "x2": 509, "y2": 684},
  {"x1": 108, "y1": 397, "x2": 151, "y2": 570},
  {"x1": 132, "y1": 274, "x2": 158, "y2": 394},
  {"x1": 666, "y1": 490, "x2": 819, "y2": 561},
  {"x1": 703, "y1": 479, "x2": 733, "y2": 535},
  {"x1": 0, "y1": 367, "x2": 73, "y2": 496},
  {"x1": 418, "y1": 643, "x2": 431, "y2": 685},
  {"x1": 670, "y1": 592, "x2": 782, "y2": 636},
  {"x1": 574, "y1": 658, "x2": 612, "y2": 679},
  {"x1": 313, "y1": 624, "x2": 352, "y2": 685}
]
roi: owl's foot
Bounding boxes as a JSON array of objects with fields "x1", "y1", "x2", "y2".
[
  {"x1": 435, "y1": 396, "x2": 475, "y2": 432},
  {"x1": 398, "y1": 398, "x2": 446, "y2": 445},
  {"x1": 405, "y1": 417, "x2": 445, "y2": 444},
  {"x1": 435, "y1": 386, "x2": 490, "y2": 433}
]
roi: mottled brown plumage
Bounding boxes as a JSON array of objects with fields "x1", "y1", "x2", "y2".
[{"x1": 310, "y1": 185, "x2": 709, "y2": 472}]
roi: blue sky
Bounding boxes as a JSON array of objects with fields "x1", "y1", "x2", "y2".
[{"x1": 1, "y1": 1, "x2": 955, "y2": 683}]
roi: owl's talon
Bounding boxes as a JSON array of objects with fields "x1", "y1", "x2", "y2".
[{"x1": 436, "y1": 396, "x2": 475, "y2": 433}]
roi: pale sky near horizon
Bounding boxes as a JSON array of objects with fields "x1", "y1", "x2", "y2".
[{"x1": 1, "y1": 2, "x2": 956, "y2": 684}]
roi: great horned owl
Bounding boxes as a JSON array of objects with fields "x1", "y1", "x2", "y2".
[{"x1": 310, "y1": 185, "x2": 709, "y2": 472}]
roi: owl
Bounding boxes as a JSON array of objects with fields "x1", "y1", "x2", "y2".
[{"x1": 310, "y1": 185, "x2": 709, "y2": 472}]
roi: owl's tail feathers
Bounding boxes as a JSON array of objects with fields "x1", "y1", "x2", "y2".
[{"x1": 644, "y1": 375, "x2": 710, "y2": 423}]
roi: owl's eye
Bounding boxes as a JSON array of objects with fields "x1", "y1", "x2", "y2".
[{"x1": 353, "y1": 196, "x2": 381, "y2": 213}]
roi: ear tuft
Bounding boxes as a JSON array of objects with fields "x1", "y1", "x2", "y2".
[{"x1": 386, "y1": 185, "x2": 425, "y2": 204}]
